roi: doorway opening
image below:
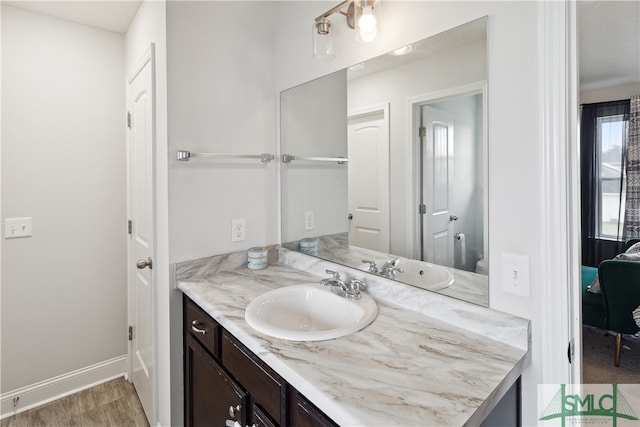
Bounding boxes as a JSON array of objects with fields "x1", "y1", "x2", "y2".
[{"x1": 409, "y1": 83, "x2": 488, "y2": 274}]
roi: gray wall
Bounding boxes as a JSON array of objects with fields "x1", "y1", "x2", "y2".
[
  {"x1": 167, "y1": 1, "x2": 277, "y2": 264},
  {"x1": 1, "y1": 4, "x2": 126, "y2": 392}
]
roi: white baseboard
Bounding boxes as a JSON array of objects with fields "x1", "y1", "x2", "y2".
[{"x1": 0, "y1": 355, "x2": 128, "y2": 419}]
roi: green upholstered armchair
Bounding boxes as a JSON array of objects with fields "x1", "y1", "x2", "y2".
[
  {"x1": 582, "y1": 238, "x2": 640, "y2": 367},
  {"x1": 598, "y1": 255, "x2": 640, "y2": 366}
]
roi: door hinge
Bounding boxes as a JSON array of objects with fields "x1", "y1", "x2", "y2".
[
  {"x1": 128, "y1": 326, "x2": 133, "y2": 341},
  {"x1": 419, "y1": 204, "x2": 426, "y2": 214},
  {"x1": 127, "y1": 220, "x2": 132, "y2": 235},
  {"x1": 127, "y1": 111, "x2": 132, "y2": 129},
  {"x1": 567, "y1": 338, "x2": 574, "y2": 364},
  {"x1": 419, "y1": 126, "x2": 426, "y2": 138}
]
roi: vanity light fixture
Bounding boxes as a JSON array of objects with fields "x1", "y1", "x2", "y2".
[
  {"x1": 313, "y1": 17, "x2": 335, "y2": 61},
  {"x1": 313, "y1": 0, "x2": 381, "y2": 60}
]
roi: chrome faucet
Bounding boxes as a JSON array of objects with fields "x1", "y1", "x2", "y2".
[
  {"x1": 321, "y1": 270, "x2": 367, "y2": 300},
  {"x1": 379, "y1": 258, "x2": 404, "y2": 279},
  {"x1": 321, "y1": 270, "x2": 348, "y2": 294},
  {"x1": 362, "y1": 260, "x2": 378, "y2": 273},
  {"x1": 344, "y1": 278, "x2": 367, "y2": 300}
]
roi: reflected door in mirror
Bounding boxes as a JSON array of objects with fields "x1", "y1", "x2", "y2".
[{"x1": 348, "y1": 104, "x2": 390, "y2": 253}]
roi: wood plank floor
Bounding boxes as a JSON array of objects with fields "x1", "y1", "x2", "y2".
[{"x1": 1, "y1": 377, "x2": 149, "y2": 427}]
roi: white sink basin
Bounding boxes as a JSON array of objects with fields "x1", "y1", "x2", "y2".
[
  {"x1": 362, "y1": 259, "x2": 454, "y2": 291},
  {"x1": 245, "y1": 284, "x2": 377, "y2": 341}
]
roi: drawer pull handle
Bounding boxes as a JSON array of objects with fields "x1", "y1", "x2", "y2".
[
  {"x1": 191, "y1": 320, "x2": 207, "y2": 335},
  {"x1": 229, "y1": 404, "x2": 242, "y2": 418}
]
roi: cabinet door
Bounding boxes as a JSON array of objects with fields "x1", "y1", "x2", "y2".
[
  {"x1": 185, "y1": 335, "x2": 247, "y2": 427},
  {"x1": 250, "y1": 403, "x2": 278, "y2": 427},
  {"x1": 222, "y1": 332, "x2": 286, "y2": 424},
  {"x1": 290, "y1": 392, "x2": 337, "y2": 427}
]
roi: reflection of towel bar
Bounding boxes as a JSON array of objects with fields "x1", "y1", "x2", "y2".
[
  {"x1": 282, "y1": 154, "x2": 348, "y2": 164},
  {"x1": 176, "y1": 150, "x2": 274, "y2": 163}
]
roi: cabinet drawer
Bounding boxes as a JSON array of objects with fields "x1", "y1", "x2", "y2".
[
  {"x1": 222, "y1": 331, "x2": 286, "y2": 425},
  {"x1": 184, "y1": 297, "x2": 219, "y2": 358}
]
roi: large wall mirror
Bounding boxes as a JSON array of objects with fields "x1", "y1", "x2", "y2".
[{"x1": 281, "y1": 18, "x2": 489, "y2": 306}]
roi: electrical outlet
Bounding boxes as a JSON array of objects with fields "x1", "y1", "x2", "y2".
[
  {"x1": 231, "y1": 219, "x2": 246, "y2": 242},
  {"x1": 304, "y1": 211, "x2": 315, "y2": 231},
  {"x1": 500, "y1": 253, "x2": 530, "y2": 297},
  {"x1": 5, "y1": 217, "x2": 32, "y2": 239}
]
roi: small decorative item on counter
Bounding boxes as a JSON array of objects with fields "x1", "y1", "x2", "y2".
[
  {"x1": 299, "y1": 238, "x2": 318, "y2": 256},
  {"x1": 247, "y1": 247, "x2": 268, "y2": 270}
]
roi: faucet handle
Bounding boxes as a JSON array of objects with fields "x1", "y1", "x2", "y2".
[
  {"x1": 325, "y1": 269, "x2": 341, "y2": 279},
  {"x1": 380, "y1": 259, "x2": 404, "y2": 279},
  {"x1": 387, "y1": 266, "x2": 404, "y2": 279},
  {"x1": 347, "y1": 278, "x2": 367, "y2": 291},
  {"x1": 382, "y1": 258, "x2": 400, "y2": 267},
  {"x1": 362, "y1": 260, "x2": 378, "y2": 273},
  {"x1": 345, "y1": 278, "x2": 367, "y2": 300}
]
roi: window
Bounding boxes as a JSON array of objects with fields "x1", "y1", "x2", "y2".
[
  {"x1": 580, "y1": 99, "x2": 630, "y2": 266},
  {"x1": 596, "y1": 114, "x2": 627, "y2": 239}
]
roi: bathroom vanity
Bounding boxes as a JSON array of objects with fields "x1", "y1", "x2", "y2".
[
  {"x1": 185, "y1": 297, "x2": 336, "y2": 427},
  {"x1": 177, "y1": 247, "x2": 530, "y2": 426}
]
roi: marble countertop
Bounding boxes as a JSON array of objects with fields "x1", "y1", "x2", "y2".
[{"x1": 176, "y1": 248, "x2": 530, "y2": 426}]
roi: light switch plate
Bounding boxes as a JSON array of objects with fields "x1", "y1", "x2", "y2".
[
  {"x1": 5, "y1": 217, "x2": 33, "y2": 239},
  {"x1": 500, "y1": 253, "x2": 530, "y2": 297}
]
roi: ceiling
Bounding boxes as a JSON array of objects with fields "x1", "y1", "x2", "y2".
[
  {"x1": 3, "y1": 0, "x2": 142, "y2": 34},
  {"x1": 578, "y1": 0, "x2": 640, "y2": 92}
]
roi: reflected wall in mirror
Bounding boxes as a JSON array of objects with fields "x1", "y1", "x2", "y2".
[{"x1": 281, "y1": 18, "x2": 489, "y2": 306}]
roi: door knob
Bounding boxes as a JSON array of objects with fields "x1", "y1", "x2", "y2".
[
  {"x1": 136, "y1": 257, "x2": 152, "y2": 270},
  {"x1": 348, "y1": 214, "x2": 353, "y2": 220}
]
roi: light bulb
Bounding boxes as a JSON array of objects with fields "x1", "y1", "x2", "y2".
[{"x1": 358, "y1": 5, "x2": 378, "y2": 42}]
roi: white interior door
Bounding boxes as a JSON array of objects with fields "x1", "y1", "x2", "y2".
[
  {"x1": 421, "y1": 105, "x2": 454, "y2": 266},
  {"x1": 348, "y1": 105, "x2": 390, "y2": 252},
  {"x1": 127, "y1": 45, "x2": 155, "y2": 425}
]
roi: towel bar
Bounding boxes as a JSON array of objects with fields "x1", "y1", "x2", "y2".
[
  {"x1": 177, "y1": 150, "x2": 274, "y2": 163},
  {"x1": 281, "y1": 154, "x2": 347, "y2": 164}
]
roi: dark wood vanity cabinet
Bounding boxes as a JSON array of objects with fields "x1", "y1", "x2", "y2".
[
  {"x1": 289, "y1": 392, "x2": 338, "y2": 427},
  {"x1": 184, "y1": 296, "x2": 336, "y2": 427},
  {"x1": 185, "y1": 334, "x2": 247, "y2": 427}
]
